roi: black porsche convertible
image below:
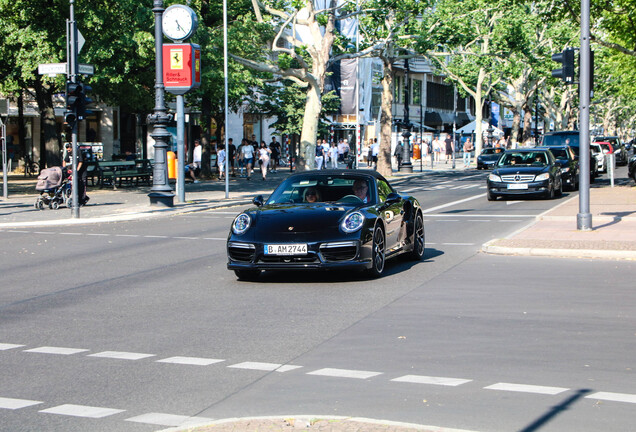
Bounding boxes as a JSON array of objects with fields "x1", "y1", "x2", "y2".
[{"x1": 227, "y1": 170, "x2": 425, "y2": 280}]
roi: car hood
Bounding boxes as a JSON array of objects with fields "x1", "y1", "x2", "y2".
[
  {"x1": 493, "y1": 166, "x2": 550, "y2": 176},
  {"x1": 237, "y1": 203, "x2": 360, "y2": 242}
]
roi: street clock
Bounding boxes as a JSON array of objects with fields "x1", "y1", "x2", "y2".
[{"x1": 162, "y1": 4, "x2": 198, "y2": 42}]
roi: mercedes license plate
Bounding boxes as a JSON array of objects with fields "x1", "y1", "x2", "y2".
[
  {"x1": 265, "y1": 244, "x2": 308, "y2": 255},
  {"x1": 507, "y1": 183, "x2": 528, "y2": 190}
]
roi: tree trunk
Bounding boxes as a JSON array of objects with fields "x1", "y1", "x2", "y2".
[
  {"x1": 298, "y1": 84, "x2": 321, "y2": 171},
  {"x1": 377, "y1": 61, "x2": 394, "y2": 177},
  {"x1": 34, "y1": 77, "x2": 60, "y2": 168},
  {"x1": 200, "y1": 96, "x2": 213, "y2": 178},
  {"x1": 522, "y1": 104, "x2": 533, "y2": 145},
  {"x1": 510, "y1": 108, "x2": 521, "y2": 149}
]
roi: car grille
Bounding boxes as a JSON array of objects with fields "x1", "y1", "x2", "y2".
[
  {"x1": 259, "y1": 256, "x2": 318, "y2": 263},
  {"x1": 500, "y1": 174, "x2": 536, "y2": 183},
  {"x1": 228, "y1": 242, "x2": 255, "y2": 262},
  {"x1": 319, "y1": 242, "x2": 358, "y2": 262}
]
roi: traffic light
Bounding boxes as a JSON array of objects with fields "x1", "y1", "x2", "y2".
[
  {"x1": 77, "y1": 83, "x2": 92, "y2": 120},
  {"x1": 551, "y1": 48, "x2": 575, "y2": 84},
  {"x1": 66, "y1": 81, "x2": 82, "y2": 111}
]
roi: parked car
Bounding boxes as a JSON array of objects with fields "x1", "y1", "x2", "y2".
[
  {"x1": 629, "y1": 155, "x2": 636, "y2": 182},
  {"x1": 476, "y1": 147, "x2": 504, "y2": 170},
  {"x1": 227, "y1": 170, "x2": 426, "y2": 280},
  {"x1": 593, "y1": 136, "x2": 628, "y2": 165},
  {"x1": 567, "y1": 144, "x2": 599, "y2": 180},
  {"x1": 486, "y1": 148, "x2": 563, "y2": 200},
  {"x1": 547, "y1": 145, "x2": 579, "y2": 190},
  {"x1": 590, "y1": 143, "x2": 606, "y2": 173}
]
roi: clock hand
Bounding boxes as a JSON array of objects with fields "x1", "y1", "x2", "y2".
[{"x1": 175, "y1": 20, "x2": 184, "y2": 32}]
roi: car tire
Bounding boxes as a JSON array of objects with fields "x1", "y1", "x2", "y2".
[
  {"x1": 408, "y1": 212, "x2": 425, "y2": 261},
  {"x1": 368, "y1": 225, "x2": 386, "y2": 278},
  {"x1": 234, "y1": 269, "x2": 260, "y2": 281},
  {"x1": 555, "y1": 179, "x2": 563, "y2": 197},
  {"x1": 487, "y1": 190, "x2": 497, "y2": 201}
]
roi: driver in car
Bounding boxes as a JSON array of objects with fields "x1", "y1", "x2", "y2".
[{"x1": 352, "y1": 179, "x2": 369, "y2": 203}]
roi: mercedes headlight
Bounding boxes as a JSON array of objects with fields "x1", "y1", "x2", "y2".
[
  {"x1": 560, "y1": 167, "x2": 570, "y2": 173},
  {"x1": 488, "y1": 173, "x2": 501, "y2": 182},
  {"x1": 341, "y1": 211, "x2": 365, "y2": 233},
  {"x1": 232, "y1": 213, "x2": 251, "y2": 235},
  {"x1": 535, "y1": 173, "x2": 550, "y2": 181}
]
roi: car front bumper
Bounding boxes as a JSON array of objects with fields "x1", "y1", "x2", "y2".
[
  {"x1": 227, "y1": 239, "x2": 373, "y2": 271},
  {"x1": 487, "y1": 179, "x2": 552, "y2": 196}
]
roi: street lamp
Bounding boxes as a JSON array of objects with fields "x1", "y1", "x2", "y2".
[
  {"x1": 401, "y1": 57, "x2": 413, "y2": 173},
  {"x1": 148, "y1": 0, "x2": 175, "y2": 207}
]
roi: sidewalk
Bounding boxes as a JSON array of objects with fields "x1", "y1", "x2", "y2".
[{"x1": 482, "y1": 185, "x2": 636, "y2": 260}]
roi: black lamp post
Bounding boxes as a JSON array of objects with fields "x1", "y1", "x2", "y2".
[
  {"x1": 401, "y1": 58, "x2": 413, "y2": 173},
  {"x1": 148, "y1": 0, "x2": 175, "y2": 207}
]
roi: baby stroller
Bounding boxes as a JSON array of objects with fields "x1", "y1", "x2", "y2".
[{"x1": 35, "y1": 167, "x2": 72, "y2": 210}]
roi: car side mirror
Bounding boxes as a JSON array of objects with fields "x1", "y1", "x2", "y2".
[
  {"x1": 385, "y1": 192, "x2": 401, "y2": 205},
  {"x1": 253, "y1": 195, "x2": 264, "y2": 207}
]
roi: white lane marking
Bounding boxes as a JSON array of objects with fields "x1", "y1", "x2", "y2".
[
  {"x1": 126, "y1": 412, "x2": 214, "y2": 427},
  {"x1": 401, "y1": 187, "x2": 423, "y2": 193},
  {"x1": 86, "y1": 233, "x2": 109, "y2": 237},
  {"x1": 144, "y1": 235, "x2": 168, "y2": 238},
  {"x1": 485, "y1": 383, "x2": 568, "y2": 395},
  {"x1": 157, "y1": 356, "x2": 225, "y2": 366},
  {"x1": 391, "y1": 375, "x2": 472, "y2": 387},
  {"x1": 6, "y1": 230, "x2": 29, "y2": 233},
  {"x1": 172, "y1": 236, "x2": 199, "y2": 240},
  {"x1": 586, "y1": 392, "x2": 636, "y2": 404},
  {"x1": 0, "y1": 343, "x2": 24, "y2": 350},
  {"x1": 424, "y1": 214, "x2": 536, "y2": 218},
  {"x1": 88, "y1": 351, "x2": 155, "y2": 361},
  {"x1": 203, "y1": 237, "x2": 226, "y2": 241},
  {"x1": 421, "y1": 193, "x2": 486, "y2": 214},
  {"x1": 307, "y1": 368, "x2": 382, "y2": 380},
  {"x1": 228, "y1": 361, "x2": 302, "y2": 372},
  {"x1": 506, "y1": 201, "x2": 523, "y2": 205},
  {"x1": 115, "y1": 234, "x2": 140, "y2": 237},
  {"x1": 479, "y1": 185, "x2": 487, "y2": 189},
  {"x1": 59, "y1": 232, "x2": 82, "y2": 236},
  {"x1": 0, "y1": 397, "x2": 43, "y2": 410},
  {"x1": 24, "y1": 346, "x2": 89, "y2": 355},
  {"x1": 467, "y1": 220, "x2": 490, "y2": 222},
  {"x1": 40, "y1": 404, "x2": 125, "y2": 418},
  {"x1": 33, "y1": 231, "x2": 56, "y2": 235}
]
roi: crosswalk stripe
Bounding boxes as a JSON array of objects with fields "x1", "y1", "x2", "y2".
[
  {"x1": 586, "y1": 392, "x2": 636, "y2": 404},
  {"x1": 391, "y1": 375, "x2": 472, "y2": 387},
  {"x1": 88, "y1": 351, "x2": 155, "y2": 361},
  {"x1": 156, "y1": 356, "x2": 225, "y2": 366},
  {"x1": 0, "y1": 397, "x2": 43, "y2": 410},
  {"x1": 307, "y1": 368, "x2": 382, "y2": 379},
  {"x1": 484, "y1": 383, "x2": 568, "y2": 395},
  {"x1": 40, "y1": 404, "x2": 125, "y2": 418},
  {"x1": 24, "y1": 346, "x2": 89, "y2": 355},
  {"x1": 228, "y1": 361, "x2": 301, "y2": 372}
]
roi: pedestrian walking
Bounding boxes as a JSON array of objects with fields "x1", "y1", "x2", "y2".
[
  {"x1": 258, "y1": 141, "x2": 271, "y2": 180},
  {"x1": 328, "y1": 142, "x2": 339, "y2": 169},
  {"x1": 63, "y1": 143, "x2": 89, "y2": 205},
  {"x1": 315, "y1": 142, "x2": 325, "y2": 170},
  {"x1": 240, "y1": 138, "x2": 255, "y2": 180},
  {"x1": 462, "y1": 138, "x2": 473, "y2": 168},
  {"x1": 394, "y1": 141, "x2": 404, "y2": 171},
  {"x1": 445, "y1": 135, "x2": 453, "y2": 164},
  {"x1": 217, "y1": 144, "x2": 226, "y2": 180},
  {"x1": 269, "y1": 137, "x2": 280, "y2": 173}
]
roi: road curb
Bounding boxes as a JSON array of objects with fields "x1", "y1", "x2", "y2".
[
  {"x1": 157, "y1": 415, "x2": 479, "y2": 432},
  {"x1": 481, "y1": 240, "x2": 636, "y2": 260}
]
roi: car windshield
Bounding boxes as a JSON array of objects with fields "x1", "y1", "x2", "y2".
[
  {"x1": 481, "y1": 148, "x2": 501, "y2": 155},
  {"x1": 266, "y1": 175, "x2": 375, "y2": 205},
  {"x1": 550, "y1": 148, "x2": 569, "y2": 159},
  {"x1": 498, "y1": 152, "x2": 549, "y2": 167},
  {"x1": 542, "y1": 133, "x2": 580, "y2": 147}
]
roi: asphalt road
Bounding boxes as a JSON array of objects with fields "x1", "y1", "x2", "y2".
[{"x1": 1, "y1": 169, "x2": 634, "y2": 432}]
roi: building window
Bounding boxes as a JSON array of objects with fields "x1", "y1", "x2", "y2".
[
  {"x1": 426, "y1": 82, "x2": 454, "y2": 110},
  {"x1": 413, "y1": 79, "x2": 422, "y2": 105}
]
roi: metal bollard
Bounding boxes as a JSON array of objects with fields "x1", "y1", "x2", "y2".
[{"x1": 606, "y1": 153, "x2": 615, "y2": 187}]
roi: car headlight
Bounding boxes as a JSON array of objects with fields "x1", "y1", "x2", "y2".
[
  {"x1": 232, "y1": 213, "x2": 251, "y2": 235},
  {"x1": 560, "y1": 167, "x2": 570, "y2": 173},
  {"x1": 488, "y1": 173, "x2": 501, "y2": 182},
  {"x1": 341, "y1": 211, "x2": 365, "y2": 233},
  {"x1": 535, "y1": 173, "x2": 550, "y2": 181}
]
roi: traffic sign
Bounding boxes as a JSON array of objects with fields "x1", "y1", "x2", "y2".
[{"x1": 37, "y1": 63, "x2": 94, "y2": 76}]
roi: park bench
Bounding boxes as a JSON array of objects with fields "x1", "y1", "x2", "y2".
[{"x1": 97, "y1": 160, "x2": 153, "y2": 189}]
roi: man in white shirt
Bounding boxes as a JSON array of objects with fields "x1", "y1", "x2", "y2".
[{"x1": 186, "y1": 139, "x2": 202, "y2": 183}]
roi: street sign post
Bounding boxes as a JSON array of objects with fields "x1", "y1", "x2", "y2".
[{"x1": 37, "y1": 62, "x2": 94, "y2": 76}]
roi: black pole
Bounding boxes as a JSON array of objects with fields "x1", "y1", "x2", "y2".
[
  {"x1": 401, "y1": 58, "x2": 413, "y2": 173},
  {"x1": 148, "y1": 0, "x2": 175, "y2": 206}
]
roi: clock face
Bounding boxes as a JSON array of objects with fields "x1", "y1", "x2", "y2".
[{"x1": 162, "y1": 5, "x2": 196, "y2": 41}]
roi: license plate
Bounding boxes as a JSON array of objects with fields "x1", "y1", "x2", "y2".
[
  {"x1": 507, "y1": 183, "x2": 528, "y2": 190},
  {"x1": 265, "y1": 244, "x2": 308, "y2": 255}
]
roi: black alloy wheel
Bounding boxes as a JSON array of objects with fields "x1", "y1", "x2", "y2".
[
  {"x1": 409, "y1": 212, "x2": 425, "y2": 261},
  {"x1": 555, "y1": 178, "x2": 563, "y2": 197},
  {"x1": 368, "y1": 225, "x2": 386, "y2": 278}
]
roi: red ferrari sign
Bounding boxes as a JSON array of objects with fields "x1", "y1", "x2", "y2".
[{"x1": 163, "y1": 43, "x2": 201, "y2": 95}]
